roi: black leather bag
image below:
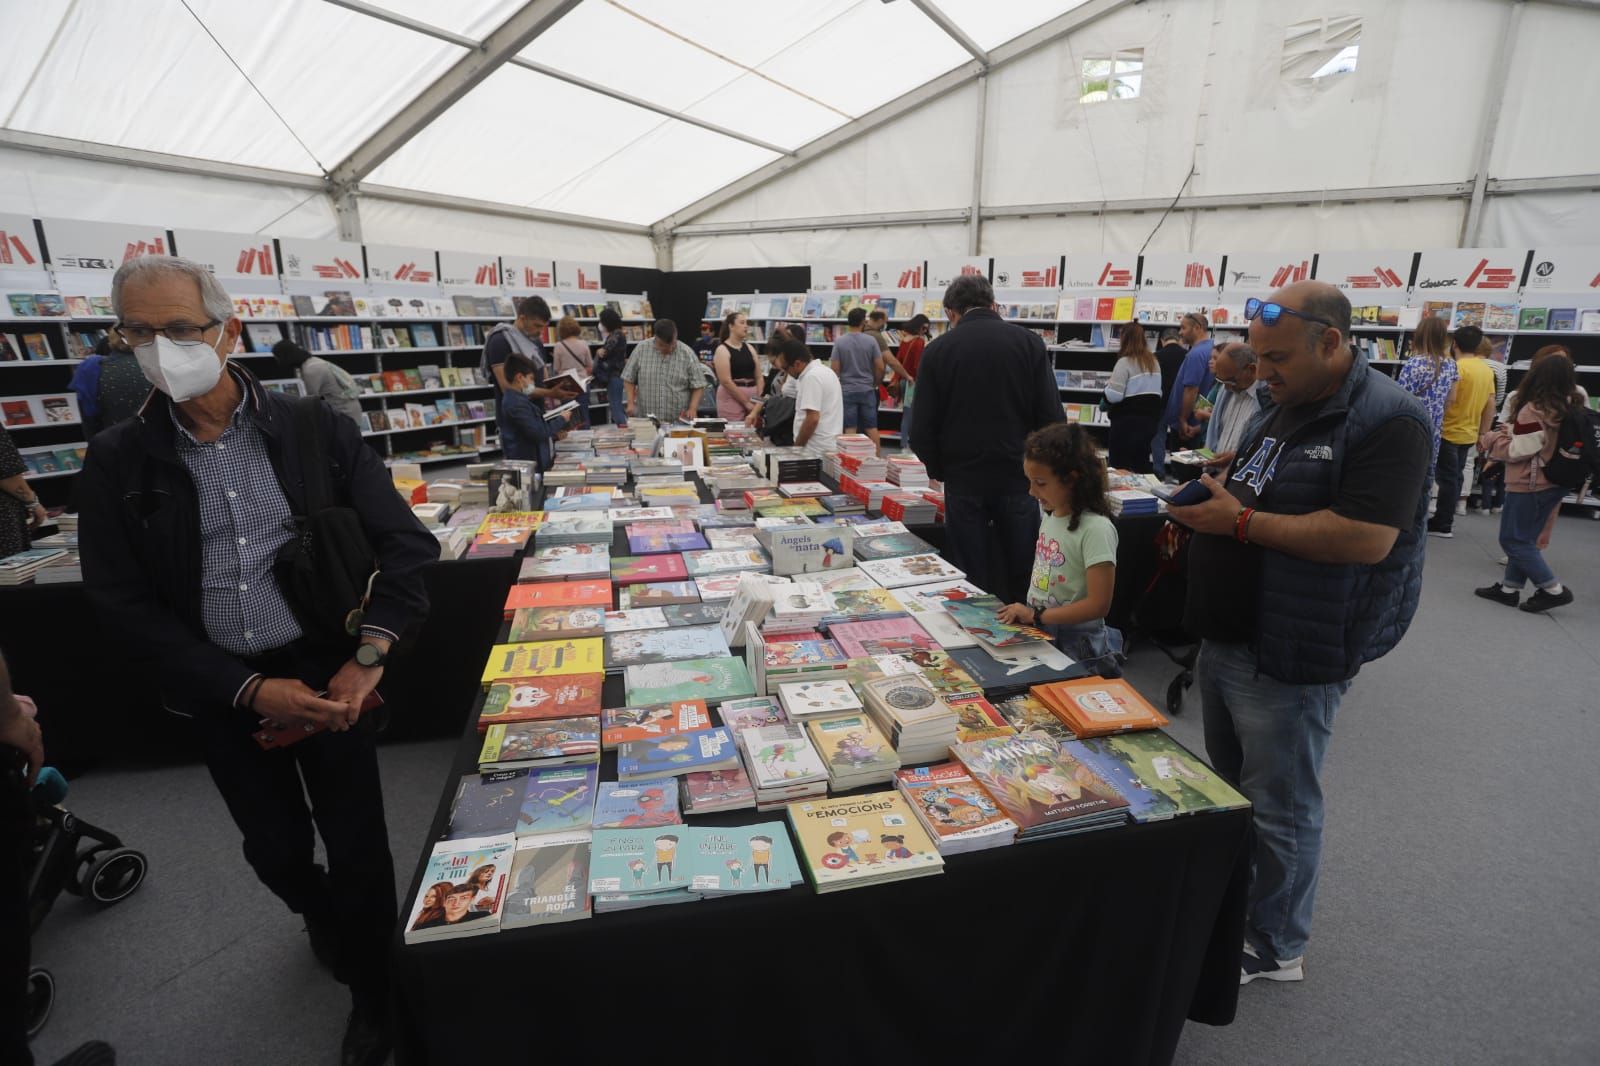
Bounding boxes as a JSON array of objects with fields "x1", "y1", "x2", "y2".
[
  {"x1": 761, "y1": 392, "x2": 797, "y2": 446},
  {"x1": 272, "y1": 399, "x2": 379, "y2": 647}
]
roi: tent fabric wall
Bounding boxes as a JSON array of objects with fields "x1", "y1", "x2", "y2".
[
  {"x1": 1490, "y1": 2, "x2": 1600, "y2": 180},
  {"x1": 673, "y1": 223, "x2": 971, "y2": 272},
  {"x1": 1480, "y1": 191, "x2": 1600, "y2": 249},
  {"x1": 356, "y1": 198, "x2": 656, "y2": 267},
  {"x1": 0, "y1": 146, "x2": 337, "y2": 237}
]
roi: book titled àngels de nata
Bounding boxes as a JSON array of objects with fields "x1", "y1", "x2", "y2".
[{"x1": 762, "y1": 525, "x2": 856, "y2": 576}]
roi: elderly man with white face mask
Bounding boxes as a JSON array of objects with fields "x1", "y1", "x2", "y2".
[{"x1": 77, "y1": 255, "x2": 438, "y2": 1066}]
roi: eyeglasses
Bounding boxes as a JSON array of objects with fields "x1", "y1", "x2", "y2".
[
  {"x1": 117, "y1": 320, "x2": 221, "y2": 345},
  {"x1": 1244, "y1": 299, "x2": 1339, "y2": 331}
]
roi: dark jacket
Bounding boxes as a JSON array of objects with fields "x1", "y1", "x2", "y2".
[
  {"x1": 1243, "y1": 358, "x2": 1431, "y2": 684},
  {"x1": 909, "y1": 309, "x2": 1063, "y2": 495},
  {"x1": 500, "y1": 387, "x2": 554, "y2": 469},
  {"x1": 78, "y1": 367, "x2": 439, "y2": 715}
]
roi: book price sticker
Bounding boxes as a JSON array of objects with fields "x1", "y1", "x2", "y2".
[
  {"x1": 1151, "y1": 757, "x2": 1177, "y2": 780},
  {"x1": 590, "y1": 877, "x2": 621, "y2": 893},
  {"x1": 692, "y1": 876, "x2": 720, "y2": 891}
]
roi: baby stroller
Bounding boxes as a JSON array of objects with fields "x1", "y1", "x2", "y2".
[
  {"x1": 13, "y1": 761, "x2": 149, "y2": 1040},
  {"x1": 1123, "y1": 521, "x2": 1200, "y2": 718}
]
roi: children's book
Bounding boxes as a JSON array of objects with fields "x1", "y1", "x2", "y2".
[
  {"x1": 500, "y1": 830, "x2": 591, "y2": 928},
  {"x1": 515, "y1": 765, "x2": 598, "y2": 835},
  {"x1": 604, "y1": 608, "x2": 670, "y2": 632},
  {"x1": 993, "y1": 694, "x2": 1075, "y2": 742},
  {"x1": 517, "y1": 545, "x2": 610, "y2": 583},
  {"x1": 804, "y1": 713, "x2": 900, "y2": 779},
  {"x1": 786, "y1": 791, "x2": 944, "y2": 893},
  {"x1": 604, "y1": 625, "x2": 731, "y2": 671},
  {"x1": 503, "y1": 580, "x2": 612, "y2": 614},
  {"x1": 617, "y1": 726, "x2": 741, "y2": 780},
  {"x1": 477, "y1": 719, "x2": 601, "y2": 770},
  {"x1": 477, "y1": 675, "x2": 604, "y2": 730},
  {"x1": 507, "y1": 606, "x2": 607, "y2": 642},
  {"x1": 717, "y1": 696, "x2": 787, "y2": 733},
  {"x1": 591, "y1": 777, "x2": 684, "y2": 828},
  {"x1": 777, "y1": 679, "x2": 863, "y2": 720},
  {"x1": 480, "y1": 639, "x2": 605, "y2": 683},
  {"x1": 948, "y1": 692, "x2": 1017, "y2": 743},
  {"x1": 405, "y1": 834, "x2": 515, "y2": 942},
  {"x1": 624, "y1": 658, "x2": 756, "y2": 706},
  {"x1": 856, "y1": 554, "x2": 965, "y2": 589},
  {"x1": 682, "y1": 549, "x2": 771, "y2": 577},
  {"x1": 828, "y1": 618, "x2": 941, "y2": 659},
  {"x1": 446, "y1": 771, "x2": 526, "y2": 839},
  {"x1": 611, "y1": 554, "x2": 689, "y2": 585},
  {"x1": 626, "y1": 529, "x2": 709, "y2": 554},
  {"x1": 940, "y1": 594, "x2": 1052, "y2": 648},
  {"x1": 1030, "y1": 677, "x2": 1172, "y2": 737},
  {"x1": 661, "y1": 603, "x2": 725, "y2": 627},
  {"x1": 618, "y1": 581, "x2": 700, "y2": 609},
  {"x1": 588, "y1": 827, "x2": 691, "y2": 896},
  {"x1": 1079, "y1": 731, "x2": 1249, "y2": 818},
  {"x1": 893, "y1": 762, "x2": 1018, "y2": 853},
  {"x1": 600, "y1": 700, "x2": 712, "y2": 749},
  {"x1": 851, "y1": 533, "x2": 938, "y2": 562},
  {"x1": 737, "y1": 724, "x2": 829, "y2": 789},
  {"x1": 685, "y1": 822, "x2": 800, "y2": 894},
  {"x1": 949, "y1": 731, "x2": 1129, "y2": 838}
]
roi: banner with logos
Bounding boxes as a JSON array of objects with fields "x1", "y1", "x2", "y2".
[
  {"x1": 925, "y1": 256, "x2": 988, "y2": 292},
  {"x1": 501, "y1": 255, "x2": 555, "y2": 290},
  {"x1": 278, "y1": 237, "x2": 364, "y2": 282},
  {"x1": 1220, "y1": 252, "x2": 1314, "y2": 294},
  {"x1": 810, "y1": 261, "x2": 865, "y2": 291},
  {"x1": 1313, "y1": 249, "x2": 1415, "y2": 294},
  {"x1": 41, "y1": 217, "x2": 170, "y2": 272},
  {"x1": 0, "y1": 214, "x2": 45, "y2": 273},
  {"x1": 438, "y1": 249, "x2": 501, "y2": 289},
  {"x1": 1061, "y1": 253, "x2": 1136, "y2": 290},
  {"x1": 366, "y1": 243, "x2": 438, "y2": 286},
  {"x1": 1411, "y1": 248, "x2": 1529, "y2": 295},
  {"x1": 866, "y1": 259, "x2": 925, "y2": 290},
  {"x1": 990, "y1": 255, "x2": 1061, "y2": 290},
  {"x1": 1521, "y1": 246, "x2": 1600, "y2": 295},
  {"x1": 1138, "y1": 251, "x2": 1222, "y2": 292},
  {"x1": 555, "y1": 260, "x2": 602, "y2": 291},
  {"x1": 171, "y1": 227, "x2": 277, "y2": 279}
]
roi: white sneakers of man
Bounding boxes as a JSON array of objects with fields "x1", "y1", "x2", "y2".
[{"x1": 1241, "y1": 943, "x2": 1305, "y2": 985}]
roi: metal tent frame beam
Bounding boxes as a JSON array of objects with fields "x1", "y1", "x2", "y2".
[
  {"x1": 0, "y1": 129, "x2": 327, "y2": 191},
  {"x1": 908, "y1": 0, "x2": 990, "y2": 64},
  {"x1": 653, "y1": 0, "x2": 1139, "y2": 230},
  {"x1": 326, "y1": 0, "x2": 581, "y2": 189}
]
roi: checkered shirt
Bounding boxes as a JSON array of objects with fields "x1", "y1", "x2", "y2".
[
  {"x1": 622, "y1": 340, "x2": 703, "y2": 421},
  {"x1": 170, "y1": 390, "x2": 303, "y2": 658}
]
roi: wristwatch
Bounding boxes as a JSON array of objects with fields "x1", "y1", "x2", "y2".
[{"x1": 354, "y1": 642, "x2": 389, "y2": 668}]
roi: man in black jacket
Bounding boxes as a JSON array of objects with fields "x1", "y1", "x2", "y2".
[
  {"x1": 910, "y1": 275, "x2": 1063, "y2": 601},
  {"x1": 78, "y1": 256, "x2": 439, "y2": 1066}
]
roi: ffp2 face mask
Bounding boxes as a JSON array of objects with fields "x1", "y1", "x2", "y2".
[{"x1": 134, "y1": 334, "x2": 225, "y2": 402}]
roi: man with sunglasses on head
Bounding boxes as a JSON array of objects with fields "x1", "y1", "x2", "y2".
[
  {"x1": 77, "y1": 256, "x2": 438, "y2": 1066},
  {"x1": 1167, "y1": 280, "x2": 1431, "y2": 989}
]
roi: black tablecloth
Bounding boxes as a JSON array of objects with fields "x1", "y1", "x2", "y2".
[
  {"x1": 0, "y1": 555, "x2": 518, "y2": 771},
  {"x1": 391, "y1": 496, "x2": 1243, "y2": 1066}
]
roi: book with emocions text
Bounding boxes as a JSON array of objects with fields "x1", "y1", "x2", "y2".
[
  {"x1": 786, "y1": 791, "x2": 943, "y2": 893},
  {"x1": 405, "y1": 833, "x2": 515, "y2": 943}
]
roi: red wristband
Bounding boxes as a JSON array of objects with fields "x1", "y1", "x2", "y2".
[{"x1": 1235, "y1": 507, "x2": 1255, "y2": 544}]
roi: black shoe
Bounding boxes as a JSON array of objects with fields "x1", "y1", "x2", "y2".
[
  {"x1": 305, "y1": 911, "x2": 340, "y2": 974},
  {"x1": 1520, "y1": 586, "x2": 1574, "y2": 613},
  {"x1": 51, "y1": 1042, "x2": 116, "y2": 1066},
  {"x1": 341, "y1": 1008, "x2": 392, "y2": 1066},
  {"x1": 1474, "y1": 584, "x2": 1520, "y2": 607},
  {"x1": 1427, "y1": 527, "x2": 1454, "y2": 539}
]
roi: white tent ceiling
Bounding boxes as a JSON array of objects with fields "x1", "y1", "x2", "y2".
[{"x1": 0, "y1": 0, "x2": 1090, "y2": 227}]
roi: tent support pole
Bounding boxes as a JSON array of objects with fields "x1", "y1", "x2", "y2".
[
  {"x1": 1461, "y1": 0, "x2": 1524, "y2": 246},
  {"x1": 968, "y1": 73, "x2": 988, "y2": 256}
]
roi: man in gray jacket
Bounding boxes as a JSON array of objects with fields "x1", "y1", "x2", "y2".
[{"x1": 273, "y1": 340, "x2": 363, "y2": 425}]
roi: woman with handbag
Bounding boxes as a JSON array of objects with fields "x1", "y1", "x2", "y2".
[
  {"x1": 1474, "y1": 355, "x2": 1581, "y2": 613},
  {"x1": 550, "y1": 317, "x2": 593, "y2": 429}
]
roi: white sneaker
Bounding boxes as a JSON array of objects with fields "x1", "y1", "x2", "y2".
[
  {"x1": 1456, "y1": 500, "x2": 1468, "y2": 516},
  {"x1": 1241, "y1": 944, "x2": 1304, "y2": 984},
  {"x1": 1496, "y1": 554, "x2": 1508, "y2": 565}
]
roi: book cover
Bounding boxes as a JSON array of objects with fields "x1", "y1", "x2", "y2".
[
  {"x1": 829, "y1": 618, "x2": 941, "y2": 659},
  {"x1": 1548, "y1": 308, "x2": 1577, "y2": 331},
  {"x1": 516, "y1": 765, "x2": 599, "y2": 835},
  {"x1": 1518, "y1": 307, "x2": 1548, "y2": 330},
  {"x1": 612, "y1": 554, "x2": 691, "y2": 585},
  {"x1": 763, "y1": 526, "x2": 855, "y2": 575},
  {"x1": 626, "y1": 529, "x2": 709, "y2": 554},
  {"x1": 946, "y1": 645, "x2": 1068, "y2": 693},
  {"x1": 507, "y1": 606, "x2": 607, "y2": 642},
  {"x1": 856, "y1": 554, "x2": 965, "y2": 589},
  {"x1": 718, "y1": 696, "x2": 786, "y2": 733},
  {"x1": 687, "y1": 823, "x2": 799, "y2": 893},
  {"x1": 1031, "y1": 677, "x2": 1171, "y2": 737},
  {"x1": 738, "y1": 724, "x2": 829, "y2": 788},
  {"x1": 478, "y1": 675, "x2": 604, "y2": 729},
  {"x1": 446, "y1": 770, "x2": 527, "y2": 839},
  {"x1": 851, "y1": 533, "x2": 937, "y2": 562},
  {"x1": 405, "y1": 834, "x2": 515, "y2": 942},
  {"x1": 517, "y1": 545, "x2": 610, "y2": 583},
  {"x1": 940, "y1": 594, "x2": 1052, "y2": 648},
  {"x1": 1060, "y1": 738, "x2": 1174, "y2": 823},
  {"x1": 617, "y1": 726, "x2": 740, "y2": 780},
  {"x1": 481, "y1": 639, "x2": 605, "y2": 683},
  {"x1": 589, "y1": 827, "x2": 690, "y2": 895},
  {"x1": 1483, "y1": 302, "x2": 1519, "y2": 331},
  {"x1": 1450, "y1": 302, "x2": 1485, "y2": 330},
  {"x1": 618, "y1": 581, "x2": 700, "y2": 609},
  {"x1": 501, "y1": 830, "x2": 591, "y2": 928},
  {"x1": 759, "y1": 636, "x2": 849, "y2": 669},
  {"x1": 805, "y1": 713, "x2": 899, "y2": 777},
  {"x1": 681, "y1": 765, "x2": 757, "y2": 810},
  {"x1": 503, "y1": 581, "x2": 612, "y2": 613},
  {"x1": 948, "y1": 692, "x2": 1017, "y2": 743},
  {"x1": 478, "y1": 719, "x2": 601, "y2": 768},
  {"x1": 600, "y1": 699, "x2": 713, "y2": 749},
  {"x1": 624, "y1": 658, "x2": 756, "y2": 706},
  {"x1": 592, "y1": 777, "x2": 684, "y2": 828},
  {"x1": 604, "y1": 608, "x2": 670, "y2": 633},
  {"x1": 786, "y1": 791, "x2": 944, "y2": 890},
  {"x1": 661, "y1": 603, "x2": 724, "y2": 627},
  {"x1": 605, "y1": 625, "x2": 731, "y2": 671},
  {"x1": 894, "y1": 762, "x2": 1018, "y2": 848},
  {"x1": 692, "y1": 574, "x2": 747, "y2": 601},
  {"x1": 994, "y1": 694, "x2": 1075, "y2": 741},
  {"x1": 1087, "y1": 731, "x2": 1249, "y2": 817},
  {"x1": 951, "y1": 731, "x2": 1128, "y2": 832},
  {"x1": 778, "y1": 679, "x2": 863, "y2": 718},
  {"x1": 862, "y1": 673, "x2": 952, "y2": 730}
]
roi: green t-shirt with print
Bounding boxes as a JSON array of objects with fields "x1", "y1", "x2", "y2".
[{"x1": 1026, "y1": 511, "x2": 1118, "y2": 612}]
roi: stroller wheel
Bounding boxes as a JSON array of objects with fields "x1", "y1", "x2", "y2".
[
  {"x1": 25, "y1": 968, "x2": 54, "y2": 1038},
  {"x1": 85, "y1": 848, "x2": 148, "y2": 905}
]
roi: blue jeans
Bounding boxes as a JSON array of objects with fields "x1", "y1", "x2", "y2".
[
  {"x1": 1499, "y1": 487, "x2": 1567, "y2": 589},
  {"x1": 943, "y1": 492, "x2": 1040, "y2": 603},
  {"x1": 1199, "y1": 640, "x2": 1349, "y2": 962},
  {"x1": 1042, "y1": 619, "x2": 1122, "y2": 677},
  {"x1": 606, "y1": 377, "x2": 628, "y2": 426},
  {"x1": 1430, "y1": 440, "x2": 1470, "y2": 531},
  {"x1": 842, "y1": 390, "x2": 878, "y2": 431}
]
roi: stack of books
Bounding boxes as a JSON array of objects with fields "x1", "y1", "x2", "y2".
[
  {"x1": 744, "y1": 624, "x2": 852, "y2": 693},
  {"x1": 587, "y1": 827, "x2": 701, "y2": 912},
  {"x1": 776, "y1": 679, "x2": 862, "y2": 721},
  {"x1": 950, "y1": 730, "x2": 1130, "y2": 840},
  {"x1": 1107, "y1": 489, "x2": 1161, "y2": 516},
  {"x1": 598, "y1": 700, "x2": 712, "y2": 750},
  {"x1": 861, "y1": 673, "x2": 958, "y2": 764},
  {"x1": 517, "y1": 544, "x2": 610, "y2": 583},
  {"x1": 616, "y1": 726, "x2": 742, "y2": 781},
  {"x1": 856, "y1": 554, "x2": 965, "y2": 589},
  {"x1": 0, "y1": 548, "x2": 69, "y2": 586},
  {"x1": 819, "y1": 493, "x2": 865, "y2": 516},
  {"x1": 885, "y1": 455, "x2": 929, "y2": 488},
  {"x1": 805, "y1": 712, "x2": 902, "y2": 790},
  {"x1": 535, "y1": 512, "x2": 612, "y2": 547},
  {"x1": 737, "y1": 723, "x2": 829, "y2": 809},
  {"x1": 786, "y1": 791, "x2": 944, "y2": 893},
  {"x1": 1030, "y1": 677, "x2": 1171, "y2": 737},
  {"x1": 622, "y1": 656, "x2": 757, "y2": 707},
  {"x1": 852, "y1": 531, "x2": 938, "y2": 562},
  {"x1": 879, "y1": 492, "x2": 937, "y2": 524},
  {"x1": 679, "y1": 764, "x2": 757, "y2": 814},
  {"x1": 894, "y1": 761, "x2": 1018, "y2": 854}
]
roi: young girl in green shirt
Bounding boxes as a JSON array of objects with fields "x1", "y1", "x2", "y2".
[{"x1": 998, "y1": 423, "x2": 1121, "y2": 674}]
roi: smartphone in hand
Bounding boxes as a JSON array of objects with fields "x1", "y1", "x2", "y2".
[{"x1": 1151, "y1": 479, "x2": 1214, "y2": 507}]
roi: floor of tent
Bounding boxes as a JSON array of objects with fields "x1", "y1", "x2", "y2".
[{"x1": 25, "y1": 505, "x2": 1600, "y2": 1066}]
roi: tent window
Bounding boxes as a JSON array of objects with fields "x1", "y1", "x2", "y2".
[
  {"x1": 1080, "y1": 49, "x2": 1143, "y2": 103},
  {"x1": 1282, "y1": 16, "x2": 1361, "y2": 83}
]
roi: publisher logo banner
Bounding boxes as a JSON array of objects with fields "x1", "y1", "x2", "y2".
[
  {"x1": 438, "y1": 250, "x2": 501, "y2": 289},
  {"x1": 42, "y1": 217, "x2": 170, "y2": 272},
  {"x1": 556, "y1": 260, "x2": 602, "y2": 291},
  {"x1": 867, "y1": 259, "x2": 925, "y2": 290},
  {"x1": 172, "y1": 228, "x2": 277, "y2": 279},
  {"x1": 1220, "y1": 252, "x2": 1313, "y2": 294},
  {"x1": 1062, "y1": 254, "x2": 1136, "y2": 290},
  {"x1": 1138, "y1": 252, "x2": 1221, "y2": 292},
  {"x1": 925, "y1": 256, "x2": 989, "y2": 291},
  {"x1": 991, "y1": 256, "x2": 1061, "y2": 290},
  {"x1": 367, "y1": 243, "x2": 438, "y2": 285},
  {"x1": 501, "y1": 255, "x2": 555, "y2": 290},
  {"x1": 279, "y1": 237, "x2": 364, "y2": 282},
  {"x1": 1314, "y1": 249, "x2": 1414, "y2": 293},
  {"x1": 1412, "y1": 247, "x2": 1527, "y2": 293},
  {"x1": 0, "y1": 213, "x2": 43, "y2": 270},
  {"x1": 1520, "y1": 246, "x2": 1600, "y2": 293},
  {"x1": 810, "y1": 261, "x2": 866, "y2": 291}
]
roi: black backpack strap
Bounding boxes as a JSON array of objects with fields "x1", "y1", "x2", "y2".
[{"x1": 293, "y1": 397, "x2": 333, "y2": 515}]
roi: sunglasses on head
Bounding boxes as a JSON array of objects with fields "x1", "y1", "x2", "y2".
[{"x1": 1244, "y1": 298, "x2": 1340, "y2": 331}]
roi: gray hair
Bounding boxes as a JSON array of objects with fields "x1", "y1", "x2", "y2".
[
  {"x1": 942, "y1": 274, "x2": 994, "y2": 314},
  {"x1": 1220, "y1": 341, "x2": 1257, "y2": 368},
  {"x1": 111, "y1": 255, "x2": 235, "y2": 322}
]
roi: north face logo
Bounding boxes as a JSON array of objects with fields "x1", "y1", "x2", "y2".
[{"x1": 1303, "y1": 445, "x2": 1334, "y2": 460}]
